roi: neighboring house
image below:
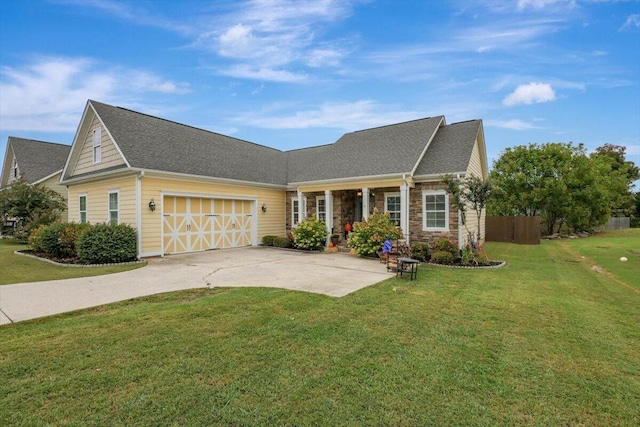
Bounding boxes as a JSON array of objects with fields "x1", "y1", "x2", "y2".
[
  {"x1": 61, "y1": 100, "x2": 488, "y2": 258},
  {"x1": 0, "y1": 137, "x2": 71, "y2": 221}
]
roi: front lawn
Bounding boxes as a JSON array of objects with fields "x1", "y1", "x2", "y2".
[
  {"x1": 0, "y1": 238, "x2": 145, "y2": 286},
  {"x1": 1, "y1": 232, "x2": 638, "y2": 425}
]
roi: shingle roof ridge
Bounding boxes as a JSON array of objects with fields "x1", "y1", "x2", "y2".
[
  {"x1": 348, "y1": 115, "x2": 443, "y2": 135},
  {"x1": 89, "y1": 100, "x2": 284, "y2": 154},
  {"x1": 285, "y1": 143, "x2": 333, "y2": 153},
  {"x1": 10, "y1": 136, "x2": 69, "y2": 147},
  {"x1": 446, "y1": 119, "x2": 481, "y2": 125}
]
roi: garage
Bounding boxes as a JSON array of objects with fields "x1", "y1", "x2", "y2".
[{"x1": 162, "y1": 195, "x2": 254, "y2": 255}]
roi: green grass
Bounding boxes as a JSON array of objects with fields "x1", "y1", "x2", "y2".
[
  {"x1": 1, "y1": 231, "x2": 639, "y2": 426},
  {"x1": 561, "y1": 228, "x2": 640, "y2": 291},
  {"x1": 0, "y1": 238, "x2": 145, "y2": 285}
]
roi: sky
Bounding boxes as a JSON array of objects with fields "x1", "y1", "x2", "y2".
[{"x1": 1, "y1": 0, "x2": 639, "y2": 178}]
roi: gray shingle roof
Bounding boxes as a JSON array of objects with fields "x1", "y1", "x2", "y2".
[
  {"x1": 5, "y1": 137, "x2": 70, "y2": 184},
  {"x1": 286, "y1": 116, "x2": 444, "y2": 183},
  {"x1": 414, "y1": 120, "x2": 481, "y2": 176},
  {"x1": 90, "y1": 101, "x2": 289, "y2": 186},
  {"x1": 83, "y1": 101, "x2": 482, "y2": 186}
]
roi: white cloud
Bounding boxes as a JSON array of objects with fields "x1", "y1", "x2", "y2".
[
  {"x1": 516, "y1": 0, "x2": 575, "y2": 11},
  {"x1": 503, "y1": 82, "x2": 556, "y2": 106},
  {"x1": 233, "y1": 100, "x2": 421, "y2": 131},
  {"x1": 0, "y1": 57, "x2": 189, "y2": 132},
  {"x1": 491, "y1": 119, "x2": 541, "y2": 130},
  {"x1": 620, "y1": 14, "x2": 640, "y2": 30},
  {"x1": 217, "y1": 65, "x2": 308, "y2": 83}
]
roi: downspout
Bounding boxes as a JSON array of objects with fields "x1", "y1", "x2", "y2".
[{"x1": 136, "y1": 171, "x2": 144, "y2": 259}]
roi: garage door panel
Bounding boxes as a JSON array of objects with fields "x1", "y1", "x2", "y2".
[{"x1": 163, "y1": 196, "x2": 254, "y2": 254}]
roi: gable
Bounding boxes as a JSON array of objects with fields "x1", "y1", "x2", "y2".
[
  {"x1": 65, "y1": 107, "x2": 127, "y2": 179},
  {"x1": 413, "y1": 120, "x2": 484, "y2": 178},
  {"x1": 1, "y1": 137, "x2": 70, "y2": 188},
  {"x1": 0, "y1": 144, "x2": 17, "y2": 187}
]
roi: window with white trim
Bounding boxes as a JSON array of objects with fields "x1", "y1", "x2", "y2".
[
  {"x1": 316, "y1": 196, "x2": 326, "y2": 222},
  {"x1": 384, "y1": 192, "x2": 401, "y2": 226},
  {"x1": 79, "y1": 194, "x2": 87, "y2": 224},
  {"x1": 291, "y1": 196, "x2": 306, "y2": 226},
  {"x1": 93, "y1": 127, "x2": 102, "y2": 163},
  {"x1": 423, "y1": 190, "x2": 449, "y2": 231},
  {"x1": 108, "y1": 190, "x2": 119, "y2": 225}
]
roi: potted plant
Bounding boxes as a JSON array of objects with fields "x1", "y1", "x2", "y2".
[{"x1": 330, "y1": 233, "x2": 340, "y2": 245}]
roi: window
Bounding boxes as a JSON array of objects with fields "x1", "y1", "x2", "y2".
[
  {"x1": 385, "y1": 192, "x2": 401, "y2": 226},
  {"x1": 79, "y1": 194, "x2": 87, "y2": 224},
  {"x1": 292, "y1": 196, "x2": 307, "y2": 226},
  {"x1": 316, "y1": 196, "x2": 326, "y2": 222},
  {"x1": 93, "y1": 127, "x2": 102, "y2": 163},
  {"x1": 108, "y1": 190, "x2": 119, "y2": 224},
  {"x1": 423, "y1": 190, "x2": 449, "y2": 231},
  {"x1": 11, "y1": 156, "x2": 18, "y2": 179}
]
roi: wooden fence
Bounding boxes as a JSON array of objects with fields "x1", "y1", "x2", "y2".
[
  {"x1": 485, "y1": 216, "x2": 540, "y2": 245},
  {"x1": 605, "y1": 217, "x2": 630, "y2": 230}
]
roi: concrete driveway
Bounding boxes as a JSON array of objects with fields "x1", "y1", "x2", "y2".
[{"x1": 0, "y1": 247, "x2": 392, "y2": 325}]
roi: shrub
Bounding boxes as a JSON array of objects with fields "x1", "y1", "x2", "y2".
[
  {"x1": 76, "y1": 223, "x2": 137, "y2": 264},
  {"x1": 431, "y1": 250, "x2": 455, "y2": 265},
  {"x1": 36, "y1": 222, "x2": 89, "y2": 259},
  {"x1": 410, "y1": 242, "x2": 430, "y2": 262},
  {"x1": 262, "y1": 235, "x2": 276, "y2": 246},
  {"x1": 431, "y1": 238, "x2": 458, "y2": 258},
  {"x1": 272, "y1": 236, "x2": 292, "y2": 248},
  {"x1": 348, "y1": 210, "x2": 404, "y2": 257},
  {"x1": 28, "y1": 224, "x2": 48, "y2": 253},
  {"x1": 291, "y1": 218, "x2": 327, "y2": 250}
]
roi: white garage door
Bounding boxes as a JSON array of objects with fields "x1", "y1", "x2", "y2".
[{"x1": 163, "y1": 196, "x2": 254, "y2": 254}]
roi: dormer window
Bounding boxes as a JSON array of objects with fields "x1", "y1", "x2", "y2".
[{"x1": 93, "y1": 127, "x2": 102, "y2": 163}]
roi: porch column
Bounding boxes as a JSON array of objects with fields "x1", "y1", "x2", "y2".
[
  {"x1": 325, "y1": 190, "x2": 333, "y2": 244},
  {"x1": 400, "y1": 182, "x2": 410, "y2": 244},
  {"x1": 297, "y1": 190, "x2": 306, "y2": 223},
  {"x1": 362, "y1": 187, "x2": 370, "y2": 220}
]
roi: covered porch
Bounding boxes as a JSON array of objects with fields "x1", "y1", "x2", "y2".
[{"x1": 286, "y1": 177, "x2": 414, "y2": 245}]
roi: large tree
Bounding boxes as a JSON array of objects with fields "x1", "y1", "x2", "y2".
[
  {"x1": 591, "y1": 144, "x2": 640, "y2": 216},
  {"x1": 488, "y1": 143, "x2": 612, "y2": 234},
  {"x1": 0, "y1": 179, "x2": 66, "y2": 237}
]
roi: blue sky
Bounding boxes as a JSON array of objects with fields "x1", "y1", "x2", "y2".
[{"x1": 1, "y1": 0, "x2": 639, "y2": 176}]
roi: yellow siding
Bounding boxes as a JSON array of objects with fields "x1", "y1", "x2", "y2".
[
  {"x1": 40, "y1": 173, "x2": 69, "y2": 222},
  {"x1": 140, "y1": 176, "x2": 285, "y2": 256},
  {"x1": 464, "y1": 138, "x2": 487, "y2": 244},
  {"x1": 67, "y1": 176, "x2": 137, "y2": 226},
  {"x1": 72, "y1": 114, "x2": 126, "y2": 176}
]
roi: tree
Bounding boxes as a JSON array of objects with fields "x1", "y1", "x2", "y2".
[
  {"x1": 488, "y1": 143, "x2": 612, "y2": 234},
  {"x1": 0, "y1": 179, "x2": 66, "y2": 238},
  {"x1": 442, "y1": 174, "x2": 492, "y2": 244},
  {"x1": 591, "y1": 144, "x2": 640, "y2": 217}
]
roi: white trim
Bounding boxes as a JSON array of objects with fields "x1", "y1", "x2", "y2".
[
  {"x1": 316, "y1": 195, "x2": 326, "y2": 222},
  {"x1": 78, "y1": 193, "x2": 87, "y2": 224},
  {"x1": 361, "y1": 187, "x2": 369, "y2": 220},
  {"x1": 413, "y1": 172, "x2": 468, "y2": 182},
  {"x1": 422, "y1": 189, "x2": 449, "y2": 232},
  {"x1": 108, "y1": 189, "x2": 120, "y2": 225},
  {"x1": 33, "y1": 169, "x2": 63, "y2": 185},
  {"x1": 384, "y1": 192, "x2": 401, "y2": 225},
  {"x1": 288, "y1": 172, "x2": 410, "y2": 189},
  {"x1": 291, "y1": 195, "x2": 307, "y2": 227},
  {"x1": 409, "y1": 116, "x2": 445, "y2": 176},
  {"x1": 136, "y1": 172, "x2": 143, "y2": 259},
  {"x1": 162, "y1": 190, "x2": 258, "y2": 201},
  {"x1": 92, "y1": 127, "x2": 102, "y2": 163}
]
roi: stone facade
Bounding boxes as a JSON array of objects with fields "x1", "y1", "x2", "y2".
[
  {"x1": 408, "y1": 182, "x2": 458, "y2": 245},
  {"x1": 286, "y1": 182, "x2": 459, "y2": 246}
]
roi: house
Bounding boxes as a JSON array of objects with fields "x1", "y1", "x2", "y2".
[
  {"x1": 1, "y1": 137, "x2": 71, "y2": 224},
  {"x1": 61, "y1": 100, "x2": 488, "y2": 258}
]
